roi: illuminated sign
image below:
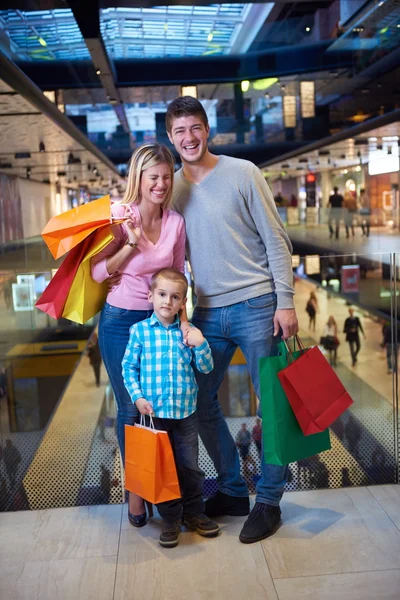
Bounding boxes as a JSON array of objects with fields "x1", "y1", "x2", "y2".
[
  {"x1": 283, "y1": 96, "x2": 296, "y2": 128},
  {"x1": 368, "y1": 138, "x2": 399, "y2": 175},
  {"x1": 341, "y1": 265, "x2": 360, "y2": 293},
  {"x1": 300, "y1": 81, "x2": 315, "y2": 118},
  {"x1": 305, "y1": 255, "x2": 320, "y2": 275}
]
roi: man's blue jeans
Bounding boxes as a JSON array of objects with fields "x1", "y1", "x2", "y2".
[
  {"x1": 98, "y1": 303, "x2": 153, "y2": 465},
  {"x1": 192, "y1": 292, "x2": 288, "y2": 507}
]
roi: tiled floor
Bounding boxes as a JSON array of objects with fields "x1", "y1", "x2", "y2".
[{"x1": 2, "y1": 485, "x2": 400, "y2": 600}]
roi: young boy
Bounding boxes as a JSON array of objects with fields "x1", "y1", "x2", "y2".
[{"x1": 122, "y1": 267, "x2": 220, "y2": 548}]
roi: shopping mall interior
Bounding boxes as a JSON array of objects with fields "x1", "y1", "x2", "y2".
[{"x1": 0, "y1": 1, "x2": 400, "y2": 598}]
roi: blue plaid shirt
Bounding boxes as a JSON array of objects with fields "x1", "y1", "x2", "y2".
[{"x1": 122, "y1": 313, "x2": 213, "y2": 419}]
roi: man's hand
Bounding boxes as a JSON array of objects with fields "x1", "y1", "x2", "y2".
[
  {"x1": 108, "y1": 271, "x2": 122, "y2": 292},
  {"x1": 185, "y1": 326, "x2": 205, "y2": 348},
  {"x1": 273, "y1": 308, "x2": 299, "y2": 340},
  {"x1": 135, "y1": 398, "x2": 153, "y2": 415}
]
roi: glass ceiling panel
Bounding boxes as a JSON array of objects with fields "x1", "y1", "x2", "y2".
[
  {"x1": 0, "y1": 9, "x2": 89, "y2": 61},
  {"x1": 101, "y1": 4, "x2": 255, "y2": 59},
  {"x1": 0, "y1": 4, "x2": 268, "y2": 62}
]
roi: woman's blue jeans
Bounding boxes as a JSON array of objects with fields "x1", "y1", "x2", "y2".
[
  {"x1": 192, "y1": 293, "x2": 288, "y2": 507},
  {"x1": 98, "y1": 302, "x2": 153, "y2": 465}
]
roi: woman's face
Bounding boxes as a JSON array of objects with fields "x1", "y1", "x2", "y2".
[{"x1": 140, "y1": 162, "x2": 172, "y2": 208}]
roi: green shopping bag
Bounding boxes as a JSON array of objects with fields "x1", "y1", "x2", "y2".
[{"x1": 260, "y1": 342, "x2": 331, "y2": 465}]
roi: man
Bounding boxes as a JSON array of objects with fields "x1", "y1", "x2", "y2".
[
  {"x1": 166, "y1": 96, "x2": 298, "y2": 544},
  {"x1": 381, "y1": 321, "x2": 399, "y2": 374},
  {"x1": 328, "y1": 187, "x2": 344, "y2": 239},
  {"x1": 343, "y1": 307, "x2": 365, "y2": 367}
]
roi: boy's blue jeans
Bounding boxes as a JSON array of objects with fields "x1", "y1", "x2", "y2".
[
  {"x1": 192, "y1": 293, "x2": 288, "y2": 507},
  {"x1": 150, "y1": 412, "x2": 205, "y2": 523},
  {"x1": 98, "y1": 303, "x2": 153, "y2": 465}
]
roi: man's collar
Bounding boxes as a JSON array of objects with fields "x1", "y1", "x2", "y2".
[{"x1": 149, "y1": 312, "x2": 180, "y2": 329}]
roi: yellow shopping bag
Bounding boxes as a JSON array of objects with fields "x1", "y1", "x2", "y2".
[{"x1": 61, "y1": 226, "x2": 114, "y2": 324}]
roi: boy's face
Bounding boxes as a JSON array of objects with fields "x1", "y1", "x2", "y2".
[
  {"x1": 167, "y1": 115, "x2": 209, "y2": 165},
  {"x1": 148, "y1": 277, "x2": 187, "y2": 326}
]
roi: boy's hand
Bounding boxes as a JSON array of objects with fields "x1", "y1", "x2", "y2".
[
  {"x1": 185, "y1": 326, "x2": 205, "y2": 348},
  {"x1": 135, "y1": 398, "x2": 153, "y2": 415}
]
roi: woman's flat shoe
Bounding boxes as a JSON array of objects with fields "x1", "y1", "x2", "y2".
[{"x1": 128, "y1": 501, "x2": 153, "y2": 528}]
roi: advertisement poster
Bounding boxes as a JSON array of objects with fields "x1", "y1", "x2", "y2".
[
  {"x1": 12, "y1": 283, "x2": 34, "y2": 312},
  {"x1": 341, "y1": 265, "x2": 360, "y2": 294}
]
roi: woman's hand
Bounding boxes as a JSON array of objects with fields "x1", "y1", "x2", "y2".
[
  {"x1": 123, "y1": 218, "x2": 142, "y2": 245},
  {"x1": 135, "y1": 398, "x2": 153, "y2": 415},
  {"x1": 185, "y1": 326, "x2": 205, "y2": 348},
  {"x1": 180, "y1": 320, "x2": 193, "y2": 346}
]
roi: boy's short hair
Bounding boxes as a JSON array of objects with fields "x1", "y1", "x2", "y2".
[
  {"x1": 151, "y1": 268, "x2": 188, "y2": 297},
  {"x1": 165, "y1": 96, "x2": 209, "y2": 133}
]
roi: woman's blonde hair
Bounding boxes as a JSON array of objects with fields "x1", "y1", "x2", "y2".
[{"x1": 120, "y1": 143, "x2": 175, "y2": 210}]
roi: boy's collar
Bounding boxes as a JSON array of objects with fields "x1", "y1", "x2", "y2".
[{"x1": 149, "y1": 312, "x2": 180, "y2": 329}]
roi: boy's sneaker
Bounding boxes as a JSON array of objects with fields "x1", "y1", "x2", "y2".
[
  {"x1": 183, "y1": 513, "x2": 220, "y2": 537},
  {"x1": 159, "y1": 522, "x2": 181, "y2": 548}
]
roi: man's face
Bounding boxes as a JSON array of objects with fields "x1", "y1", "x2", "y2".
[
  {"x1": 167, "y1": 115, "x2": 209, "y2": 165},
  {"x1": 349, "y1": 308, "x2": 354, "y2": 317}
]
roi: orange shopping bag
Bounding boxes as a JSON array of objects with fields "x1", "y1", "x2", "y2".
[
  {"x1": 125, "y1": 417, "x2": 181, "y2": 505},
  {"x1": 42, "y1": 195, "x2": 114, "y2": 259}
]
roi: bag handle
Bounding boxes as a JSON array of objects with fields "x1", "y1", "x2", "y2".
[
  {"x1": 282, "y1": 334, "x2": 306, "y2": 365},
  {"x1": 140, "y1": 413, "x2": 155, "y2": 429}
]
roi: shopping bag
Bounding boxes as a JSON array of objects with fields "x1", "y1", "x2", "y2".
[
  {"x1": 260, "y1": 342, "x2": 331, "y2": 466},
  {"x1": 125, "y1": 419, "x2": 181, "y2": 504},
  {"x1": 35, "y1": 235, "x2": 93, "y2": 319},
  {"x1": 277, "y1": 336, "x2": 353, "y2": 436},
  {"x1": 61, "y1": 226, "x2": 114, "y2": 324},
  {"x1": 42, "y1": 195, "x2": 113, "y2": 259}
]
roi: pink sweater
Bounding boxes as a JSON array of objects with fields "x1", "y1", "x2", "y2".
[{"x1": 91, "y1": 202, "x2": 186, "y2": 310}]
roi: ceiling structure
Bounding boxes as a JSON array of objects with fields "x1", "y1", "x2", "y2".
[
  {"x1": 0, "y1": 77, "x2": 124, "y2": 190},
  {"x1": 0, "y1": 0, "x2": 399, "y2": 172},
  {"x1": 0, "y1": 4, "x2": 275, "y2": 60},
  {"x1": 261, "y1": 108, "x2": 400, "y2": 178}
]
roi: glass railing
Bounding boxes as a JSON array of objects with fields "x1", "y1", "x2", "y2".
[{"x1": 0, "y1": 244, "x2": 398, "y2": 511}]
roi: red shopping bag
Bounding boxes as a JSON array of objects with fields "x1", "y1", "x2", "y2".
[
  {"x1": 35, "y1": 235, "x2": 93, "y2": 319},
  {"x1": 277, "y1": 336, "x2": 353, "y2": 435},
  {"x1": 125, "y1": 420, "x2": 180, "y2": 505}
]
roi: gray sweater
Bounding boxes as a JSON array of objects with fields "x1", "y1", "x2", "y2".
[{"x1": 173, "y1": 155, "x2": 294, "y2": 309}]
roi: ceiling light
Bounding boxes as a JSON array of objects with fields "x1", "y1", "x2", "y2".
[
  {"x1": 355, "y1": 166, "x2": 361, "y2": 172},
  {"x1": 305, "y1": 26, "x2": 311, "y2": 32},
  {"x1": 38, "y1": 37, "x2": 47, "y2": 47},
  {"x1": 253, "y1": 78, "x2": 278, "y2": 91},
  {"x1": 241, "y1": 80, "x2": 250, "y2": 93},
  {"x1": 39, "y1": 141, "x2": 45, "y2": 153},
  {"x1": 96, "y1": 69, "x2": 101, "y2": 75},
  {"x1": 208, "y1": 33, "x2": 213, "y2": 42}
]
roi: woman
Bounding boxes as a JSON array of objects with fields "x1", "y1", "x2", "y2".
[
  {"x1": 323, "y1": 315, "x2": 339, "y2": 366},
  {"x1": 91, "y1": 143, "x2": 186, "y2": 527},
  {"x1": 306, "y1": 291, "x2": 318, "y2": 332}
]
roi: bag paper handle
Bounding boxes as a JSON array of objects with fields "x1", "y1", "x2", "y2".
[
  {"x1": 140, "y1": 413, "x2": 155, "y2": 429},
  {"x1": 282, "y1": 335, "x2": 306, "y2": 364}
]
